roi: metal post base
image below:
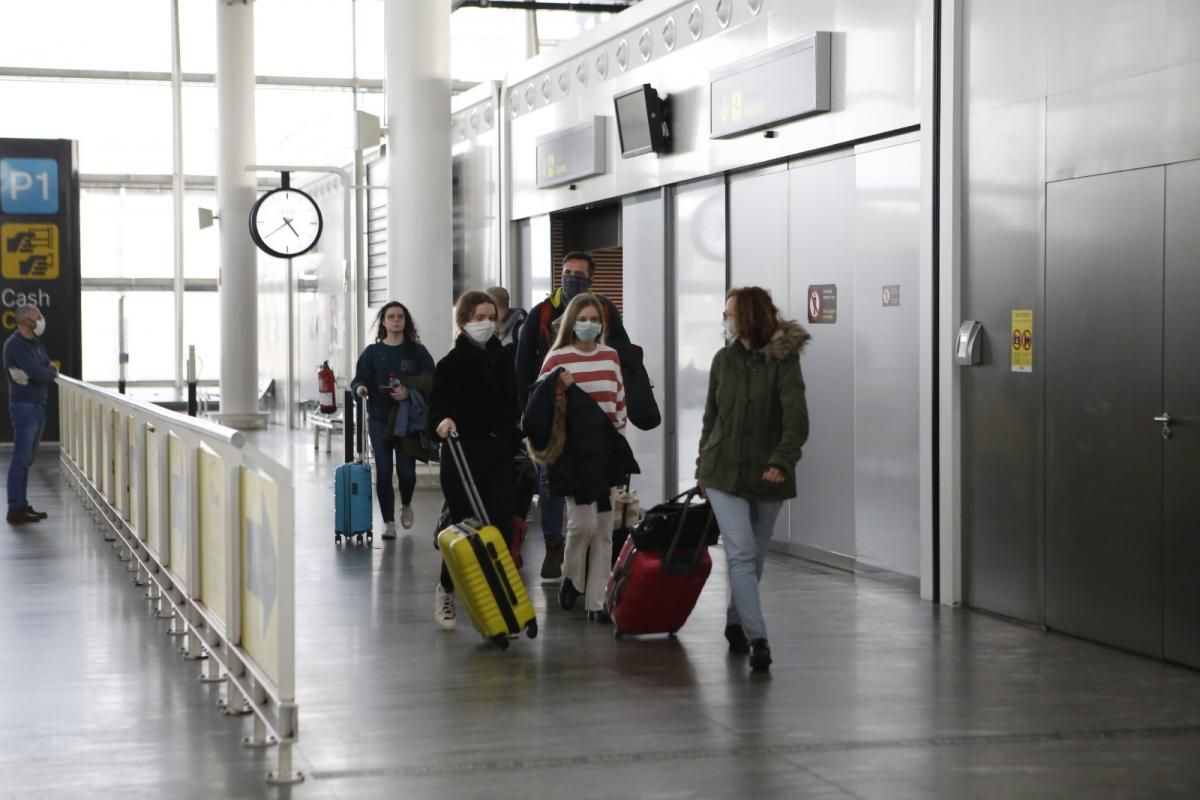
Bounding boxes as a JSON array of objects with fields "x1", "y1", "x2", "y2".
[
  {"x1": 218, "y1": 698, "x2": 253, "y2": 716},
  {"x1": 266, "y1": 743, "x2": 305, "y2": 785}
]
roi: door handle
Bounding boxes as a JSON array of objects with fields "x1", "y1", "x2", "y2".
[{"x1": 1154, "y1": 412, "x2": 1173, "y2": 440}]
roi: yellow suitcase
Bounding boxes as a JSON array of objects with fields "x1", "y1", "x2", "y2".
[{"x1": 438, "y1": 436, "x2": 537, "y2": 648}]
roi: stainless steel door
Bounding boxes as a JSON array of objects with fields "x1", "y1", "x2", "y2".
[
  {"x1": 1045, "y1": 167, "x2": 1165, "y2": 658},
  {"x1": 1164, "y1": 160, "x2": 1200, "y2": 669}
]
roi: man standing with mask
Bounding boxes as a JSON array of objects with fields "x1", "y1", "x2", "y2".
[
  {"x1": 516, "y1": 252, "x2": 629, "y2": 579},
  {"x1": 4, "y1": 305, "x2": 57, "y2": 525}
]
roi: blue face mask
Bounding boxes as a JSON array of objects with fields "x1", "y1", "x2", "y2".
[
  {"x1": 561, "y1": 273, "x2": 591, "y2": 300},
  {"x1": 574, "y1": 320, "x2": 602, "y2": 343}
]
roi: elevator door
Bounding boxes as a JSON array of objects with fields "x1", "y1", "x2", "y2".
[{"x1": 1045, "y1": 167, "x2": 1165, "y2": 658}]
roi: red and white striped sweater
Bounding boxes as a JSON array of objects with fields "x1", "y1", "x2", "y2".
[{"x1": 538, "y1": 344, "x2": 627, "y2": 431}]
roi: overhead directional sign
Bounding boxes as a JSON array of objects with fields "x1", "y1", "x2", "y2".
[
  {"x1": 535, "y1": 117, "x2": 607, "y2": 189},
  {"x1": 710, "y1": 32, "x2": 831, "y2": 139}
]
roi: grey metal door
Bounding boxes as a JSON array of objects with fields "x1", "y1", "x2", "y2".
[
  {"x1": 1045, "y1": 167, "x2": 1165, "y2": 658},
  {"x1": 1164, "y1": 161, "x2": 1200, "y2": 669}
]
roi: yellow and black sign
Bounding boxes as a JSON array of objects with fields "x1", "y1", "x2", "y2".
[
  {"x1": 2, "y1": 222, "x2": 58, "y2": 279},
  {"x1": 1011, "y1": 309, "x2": 1033, "y2": 373}
]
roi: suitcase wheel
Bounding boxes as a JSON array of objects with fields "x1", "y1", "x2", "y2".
[
  {"x1": 335, "y1": 534, "x2": 343, "y2": 545},
  {"x1": 356, "y1": 534, "x2": 363, "y2": 544},
  {"x1": 490, "y1": 634, "x2": 510, "y2": 651},
  {"x1": 668, "y1": 631, "x2": 678, "y2": 639},
  {"x1": 613, "y1": 629, "x2": 624, "y2": 640},
  {"x1": 525, "y1": 619, "x2": 538, "y2": 640}
]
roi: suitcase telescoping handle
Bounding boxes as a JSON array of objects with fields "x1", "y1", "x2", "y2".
[
  {"x1": 343, "y1": 389, "x2": 354, "y2": 464},
  {"x1": 663, "y1": 486, "x2": 714, "y2": 573},
  {"x1": 445, "y1": 432, "x2": 490, "y2": 527},
  {"x1": 342, "y1": 389, "x2": 367, "y2": 464}
]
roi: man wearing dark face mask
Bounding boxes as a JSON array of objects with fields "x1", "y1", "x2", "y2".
[
  {"x1": 4, "y1": 305, "x2": 58, "y2": 525},
  {"x1": 515, "y1": 251, "x2": 629, "y2": 580}
]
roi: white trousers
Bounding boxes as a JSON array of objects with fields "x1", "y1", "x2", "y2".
[{"x1": 564, "y1": 499, "x2": 615, "y2": 612}]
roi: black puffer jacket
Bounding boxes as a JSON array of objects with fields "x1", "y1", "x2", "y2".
[
  {"x1": 429, "y1": 334, "x2": 521, "y2": 449},
  {"x1": 523, "y1": 367, "x2": 639, "y2": 507}
]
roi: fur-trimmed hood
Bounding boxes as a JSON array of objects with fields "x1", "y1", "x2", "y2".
[{"x1": 763, "y1": 320, "x2": 811, "y2": 359}]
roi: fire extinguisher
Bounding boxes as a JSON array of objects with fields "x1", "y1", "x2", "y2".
[{"x1": 318, "y1": 361, "x2": 337, "y2": 414}]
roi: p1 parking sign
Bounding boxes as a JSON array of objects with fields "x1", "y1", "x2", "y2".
[{"x1": 1, "y1": 157, "x2": 59, "y2": 214}]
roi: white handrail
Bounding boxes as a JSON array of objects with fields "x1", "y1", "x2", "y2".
[{"x1": 55, "y1": 377, "x2": 302, "y2": 785}]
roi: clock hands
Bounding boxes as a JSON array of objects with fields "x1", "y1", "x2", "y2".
[{"x1": 263, "y1": 216, "x2": 302, "y2": 239}]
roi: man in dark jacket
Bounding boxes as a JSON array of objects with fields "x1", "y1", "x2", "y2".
[
  {"x1": 515, "y1": 251, "x2": 629, "y2": 579},
  {"x1": 4, "y1": 305, "x2": 57, "y2": 525},
  {"x1": 487, "y1": 286, "x2": 527, "y2": 363}
]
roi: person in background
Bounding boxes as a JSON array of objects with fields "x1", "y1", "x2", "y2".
[
  {"x1": 697, "y1": 287, "x2": 809, "y2": 673},
  {"x1": 487, "y1": 286, "x2": 527, "y2": 363},
  {"x1": 351, "y1": 302, "x2": 435, "y2": 540},
  {"x1": 515, "y1": 252, "x2": 629, "y2": 581},
  {"x1": 527, "y1": 293, "x2": 637, "y2": 623},
  {"x1": 429, "y1": 290, "x2": 521, "y2": 631},
  {"x1": 4, "y1": 305, "x2": 57, "y2": 526}
]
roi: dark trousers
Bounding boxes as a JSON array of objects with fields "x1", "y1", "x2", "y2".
[
  {"x1": 439, "y1": 436, "x2": 515, "y2": 591},
  {"x1": 367, "y1": 416, "x2": 417, "y2": 523}
]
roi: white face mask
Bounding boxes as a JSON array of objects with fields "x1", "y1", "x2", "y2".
[
  {"x1": 463, "y1": 320, "x2": 495, "y2": 344},
  {"x1": 33, "y1": 317, "x2": 46, "y2": 336},
  {"x1": 722, "y1": 318, "x2": 736, "y2": 344}
]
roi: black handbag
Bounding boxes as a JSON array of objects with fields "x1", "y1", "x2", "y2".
[{"x1": 631, "y1": 487, "x2": 720, "y2": 552}]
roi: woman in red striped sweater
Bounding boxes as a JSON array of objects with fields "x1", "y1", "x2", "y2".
[{"x1": 537, "y1": 293, "x2": 627, "y2": 621}]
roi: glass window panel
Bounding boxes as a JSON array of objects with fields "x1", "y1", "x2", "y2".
[
  {"x1": 80, "y1": 189, "x2": 173, "y2": 279},
  {"x1": 122, "y1": 292, "x2": 177, "y2": 382},
  {"x1": 534, "y1": 10, "x2": 602, "y2": 49},
  {"x1": 1, "y1": 1, "x2": 169, "y2": 71},
  {"x1": 179, "y1": 0, "x2": 217, "y2": 74},
  {"x1": 81, "y1": 291, "x2": 120, "y2": 383},
  {"x1": 182, "y1": 86, "x2": 218, "y2": 176},
  {"x1": 255, "y1": 0, "x2": 354, "y2": 78},
  {"x1": 183, "y1": 292, "x2": 220, "y2": 382},
  {"x1": 0, "y1": 80, "x2": 172, "y2": 174},
  {"x1": 451, "y1": 8, "x2": 531, "y2": 83},
  {"x1": 184, "y1": 191, "x2": 220, "y2": 279},
  {"x1": 257, "y1": 88, "x2": 355, "y2": 169},
  {"x1": 355, "y1": 0, "x2": 386, "y2": 80}
]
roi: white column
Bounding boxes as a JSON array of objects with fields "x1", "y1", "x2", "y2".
[
  {"x1": 216, "y1": 0, "x2": 265, "y2": 428},
  {"x1": 385, "y1": 0, "x2": 453, "y2": 359}
]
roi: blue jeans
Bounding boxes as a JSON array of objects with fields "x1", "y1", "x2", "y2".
[
  {"x1": 367, "y1": 416, "x2": 417, "y2": 523},
  {"x1": 536, "y1": 463, "x2": 564, "y2": 544},
  {"x1": 7, "y1": 402, "x2": 46, "y2": 511},
  {"x1": 706, "y1": 488, "x2": 783, "y2": 642}
]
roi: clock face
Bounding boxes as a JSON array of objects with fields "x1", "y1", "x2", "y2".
[{"x1": 249, "y1": 188, "x2": 323, "y2": 258}]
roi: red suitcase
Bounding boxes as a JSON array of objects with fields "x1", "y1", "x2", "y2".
[{"x1": 604, "y1": 488, "x2": 715, "y2": 638}]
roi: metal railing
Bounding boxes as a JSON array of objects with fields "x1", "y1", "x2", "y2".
[{"x1": 56, "y1": 376, "x2": 302, "y2": 786}]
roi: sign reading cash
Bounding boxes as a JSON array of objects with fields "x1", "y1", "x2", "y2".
[
  {"x1": 710, "y1": 32, "x2": 831, "y2": 139},
  {"x1": 0, "y1": 139, "x2": 82, "y2": 444},
  {"x1": 535, "y1": 117, "x2": 607, "y2": 189}
]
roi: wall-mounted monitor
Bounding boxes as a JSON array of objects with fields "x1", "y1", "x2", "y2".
[{"x1": 614, "y1": 84, "x2": 671, "y2": 158}]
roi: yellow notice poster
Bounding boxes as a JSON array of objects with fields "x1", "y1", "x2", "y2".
[
  {"x1": 241, "y1": 468, "x2": 280, "y2": 684},
  {"x1": 198, "y1": 448, "x2": 227, "y2": 623},
  {"x1": 1011, "y1": 309, "x2": 1033, "y2": 373}
]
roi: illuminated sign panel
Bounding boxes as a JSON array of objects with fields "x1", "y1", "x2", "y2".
[
  {"x1": 535, "y1": 117, "x2": 607, "y2": 189},
  {"x1": 710, "y1": 32, "x2": 831, "y2": 139}
]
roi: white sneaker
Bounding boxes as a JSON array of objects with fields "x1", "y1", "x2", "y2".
[
  {"x1": 435, "y1": 584, "x2": 457, "y2": 630},
  {"x1": 382, "y1": 521, "x2": 397, "y2": 540},
  {"x1": 400, "y1": 505, "x2": 414, "y2": 530}
]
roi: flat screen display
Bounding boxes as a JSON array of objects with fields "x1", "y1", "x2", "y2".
[{"x1": 615, "y1": 87, "x2": 654, "y2": 156}]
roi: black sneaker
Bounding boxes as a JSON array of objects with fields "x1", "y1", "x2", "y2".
[
  {"x1": 725, "y1": 623, "x2": 750, "y2": 654},
  {"x1": 22, "y1": 506, "x2": 48, "y2": 520},
  {"x1": 749, "y1": 638, "x2": 772, "y2": 672},
  {"x1": 558, "y1": 577, "x2": 582, "y2": 611},
  {"x1": 541, "y1": 539, "x2": 565, "y2": 580},
  {"x1": 587, "y1": 610, "x2": 612, "y2": 624}
]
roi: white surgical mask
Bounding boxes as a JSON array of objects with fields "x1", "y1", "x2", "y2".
[
  {"x1": 573, "y1": 320, "x2": 602, "y2": 343},
  {"x1": 722, "y1": 318, "x2": 736, "y2": 344},
  {"x1": 33, "y1": 317, "x2": 46, "y2": 336},
  {"x1": 463, "y1": 320, "x2": 495, "y2": 344}
]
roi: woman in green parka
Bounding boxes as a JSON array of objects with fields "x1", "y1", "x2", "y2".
[{"x1": 697, "y1": 287, "x2": 809, "y2": 672}]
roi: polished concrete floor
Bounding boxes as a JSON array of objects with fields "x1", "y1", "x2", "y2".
[{"x1": 3, "y1": 429, "x2": 1200, "y2": 799}]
